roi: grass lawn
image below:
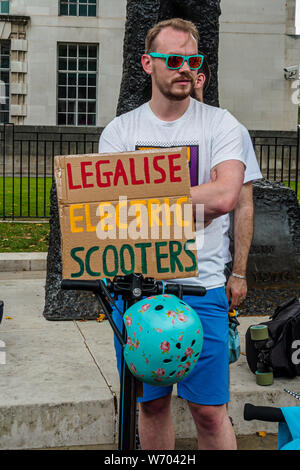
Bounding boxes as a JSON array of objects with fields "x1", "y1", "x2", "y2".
[
  {"x1": 0, "y1": 177, "x2": 298, "y2": 219},
  {"x1": 0, "y1": 176, "x2": 53, "y2": 218},
  {"x1": 0, "y1": 176, "x2": 298, "y2": 253},
  {"x1": 0, "y1": 222, "x2": 49, "y2": 252},
  {"x1": 0, "y1": 176, "x2": 52, "y2": 251},
  {"x1": 283, "y1": 181, "x2": 300, "y2": 201}
]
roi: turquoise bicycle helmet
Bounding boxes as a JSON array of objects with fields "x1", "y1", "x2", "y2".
[{"x1": 123, "y1": 294, "x2": 204, "y2": 386}]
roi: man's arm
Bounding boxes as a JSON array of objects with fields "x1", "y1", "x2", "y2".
[
  {"x1": 226, "y1": 181, "x2": 254, "y2": 310},
  {"x1": 190, "y1": 159, "x2": 245, "y2": 224}
]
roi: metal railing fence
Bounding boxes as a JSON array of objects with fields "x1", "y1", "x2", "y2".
[
  {"x1": 0, "y1": 124, "x2": 100, "y2": 219},
  {"x1": 0, "y1": 124, "x2": 299, "y2": 220}
]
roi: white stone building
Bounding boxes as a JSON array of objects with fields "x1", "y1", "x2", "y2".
[
  {"x1": 219, "y1": 0, "x2": 300, "y2": 131},
  {"x1": 0, "y1": 0, "x2": 300, "y2": 131},
  {"x1": 0, "y1": 0, "x2": 126, "y2": 127}
]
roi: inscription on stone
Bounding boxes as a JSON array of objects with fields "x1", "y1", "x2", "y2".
[
  {"x1": 237, "y1": 180, "x2": 300, "y2": 314},
  {"x1": 246, "y1": 180, "x2": 300, "y2": 291},
  {"x1": 251, "y1": 270, "x2": 300, "y2": 284},
  {"x1": 249, "y1": 245, "x2": 275, "y2": 255}
]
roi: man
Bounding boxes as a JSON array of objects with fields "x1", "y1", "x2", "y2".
[
  {"x1": 99, "y1": 18, "x2": 245, "y2": 450},
  {"x1": 193, "y1": 62, "x2": 262, "y2": 310}
]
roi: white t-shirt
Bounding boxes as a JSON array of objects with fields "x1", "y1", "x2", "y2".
[
  {"x1": 221, "y1": 124, "x2": 262, "y2": 264},
  {"x1": 98, "y1": 98, "x2": 245, "y2": 289}
]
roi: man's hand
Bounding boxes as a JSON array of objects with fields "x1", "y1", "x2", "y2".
[{"x1": 226, "y1": 275, "x2": 247, "y2": 311}]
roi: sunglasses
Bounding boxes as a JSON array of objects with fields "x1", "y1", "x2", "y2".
[{"x1": 148, "y1": 53, "x2": 204, "y2": 70}]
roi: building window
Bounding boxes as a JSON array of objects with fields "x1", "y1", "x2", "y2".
[
  {"x1": 59, "y1": 0, "x2": 97, "y2": 17},
  {"x1": 0, "y1": 41, "x2": 10, "y2": 123},
  {"x1": 57, "y1": 43, "x2": 97, "y2": 126},
  {"x1": 0, "y1": 1, "x2": 9, "y2": 14}
]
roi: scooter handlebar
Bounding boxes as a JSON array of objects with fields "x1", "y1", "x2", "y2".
[
  {"x1": 244, "y1": 403, "x2": 285, "y2": 423},
  {"x1": 61, "y1": 279, "x2": 102, "y2": 291},
  {"x1": 61, "y1": 278, "x2": 206, "y2": 297},
  {"x1": 164, "y1": 283, "x2": 206, "y2": 297}
]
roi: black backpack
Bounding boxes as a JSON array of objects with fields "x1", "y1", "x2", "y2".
[{"x1": 246, "y1": 297, "x2": 300, "y2": 379}]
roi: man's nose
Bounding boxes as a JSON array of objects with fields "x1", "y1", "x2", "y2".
[{"x1": 178, "y1": 59, "x2": 190, "y2": 72}]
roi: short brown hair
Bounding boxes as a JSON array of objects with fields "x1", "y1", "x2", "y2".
[{"x1": 145, "y1": 18, "x2": 199, "y2": 54}]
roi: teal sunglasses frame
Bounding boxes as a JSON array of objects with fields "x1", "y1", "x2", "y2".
[{"x1": 148, "y1": 52, "x2": 204, "y2": 70}]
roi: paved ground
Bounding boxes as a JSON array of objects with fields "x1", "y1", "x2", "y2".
[
  {"x1": 0, "y1": 263, "x2": 299, "y2": 450},
  {"x1": 34, "y1": 435, "x2": 278, "y2": 450}
]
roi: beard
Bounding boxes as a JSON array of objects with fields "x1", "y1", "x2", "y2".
[{"x1": 153, "y1": 70, "x2": 195, "y2": 101}]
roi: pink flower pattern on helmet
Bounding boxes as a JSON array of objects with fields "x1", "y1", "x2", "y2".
[
  {"x1": 140, "y1": 303, "x2": 150, "y2": 313},
  {"x1": 127, "y1": 336, "x2": 140, "y2": 351},
  {"x1": 166, "y1": 308, "x2": 187, "y2": 324},
  {"x1": 185, "y1": 347, "x2": 194, "y2": 357},
  {"x1": 176, "y1": 369, "x2": 186, "y2": 378},
  {"x1": 160, "y1": 341, "x2": 170, "y2": 353},
  {"x1": 167, "y1": 310, "x2": 176, "y2": 318},
  {"x1": 177, "y1": 312, "x2": 187, "y2": 322}
]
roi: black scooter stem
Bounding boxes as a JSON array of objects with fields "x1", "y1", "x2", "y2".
[{"x1": 61, "y1": 275, "x2": 206, "y2": 450}]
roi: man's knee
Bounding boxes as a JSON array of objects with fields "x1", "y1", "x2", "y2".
[
  {"x1": 188, "y1": 402, "x2": 228, "y2": 433},
  {"x1": 140, "y1": 394, "x2": 172, "y2": 417}
]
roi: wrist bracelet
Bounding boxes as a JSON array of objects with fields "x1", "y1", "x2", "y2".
[{"x1": 231, "y1": 272, "x2": 246, "y2": 280}]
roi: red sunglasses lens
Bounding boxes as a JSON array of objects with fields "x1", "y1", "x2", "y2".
[
  {"x1": 188, "y1": 56, "x2": 202, "y2": 69},
  {"x1": 167, "y1": 55, "x2": 184, "y2": 68}
]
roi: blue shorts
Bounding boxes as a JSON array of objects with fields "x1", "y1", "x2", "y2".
[{"x1": 111, "y1": 287, "x2": 230, "y2": 406}]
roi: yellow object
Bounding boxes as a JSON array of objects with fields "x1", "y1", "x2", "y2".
[
  {"x1": 256, "y1": 431, "x2": 267, "y2": 438},
  {"x1": 228, "y1": 309, "x2": 237, "y2": 317},
  {"x1": 96, "y1": 314, "x2": 106, "y2": 323}
]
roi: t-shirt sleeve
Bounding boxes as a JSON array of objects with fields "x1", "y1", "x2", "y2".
[
  {"x1": 240, "y1": 124, "x2": 263, "y2": 183},
  {"x1": 98, "y1": 118, "x2": 125, "y2": 153},
  {"x1": 210, "y1": 110, "x2": 245, "y2": 170}
]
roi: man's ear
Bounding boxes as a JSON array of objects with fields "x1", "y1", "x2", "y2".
[
  {"x1": 194, "y1": 73, "x2": 206, "y2": 90},
  {"x1": 141, "y1": 54, "x2": 152, "y2": 75}
]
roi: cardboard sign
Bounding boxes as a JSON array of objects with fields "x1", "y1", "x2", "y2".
[{"x1": 55, "y1": 147, "x2": 198, "y2": 281}]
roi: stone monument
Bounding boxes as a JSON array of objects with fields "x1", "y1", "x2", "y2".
[{"x1": 238, "y1": 179, "x2": 300, "y2": 315}]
